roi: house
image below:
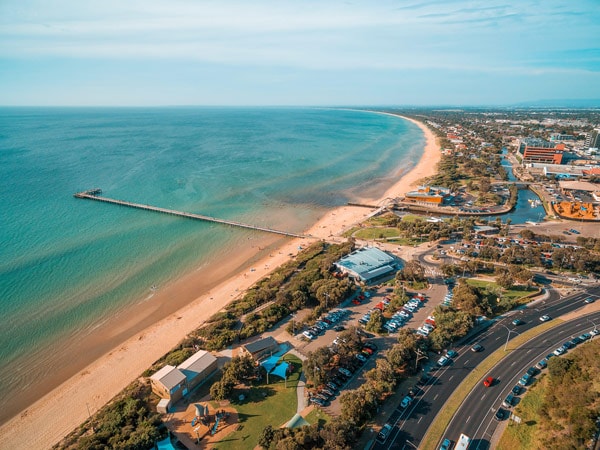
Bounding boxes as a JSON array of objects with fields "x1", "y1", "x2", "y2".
[
  {"x1": 150, "y1": 349, "x2": 218, "y2": 407},
  {"x1": 178, "y1": 350, "x2": 219, "y2": 392},
  {"x1": 242, "y1": 336, "x2": 279, "y2": 360},
  {"x1": 150, "y1": 365, "x2": 187, "y2": 404}
]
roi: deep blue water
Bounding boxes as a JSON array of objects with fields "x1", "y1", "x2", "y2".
[{"x1": 0, "y1": 107, "x2": 423, "y2": 417}]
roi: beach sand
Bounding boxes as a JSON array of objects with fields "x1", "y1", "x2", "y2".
[{"x1": 0, "y1": 114, "x2": 440, "y2": 450}]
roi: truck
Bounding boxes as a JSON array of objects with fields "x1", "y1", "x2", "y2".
[{"x1": 456, "y1": 433, "x2": 471, "y2": 450}]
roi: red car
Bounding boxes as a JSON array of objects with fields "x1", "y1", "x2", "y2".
[{"x1": 483, "y1": 376, "x2": 494, "y2": 387}]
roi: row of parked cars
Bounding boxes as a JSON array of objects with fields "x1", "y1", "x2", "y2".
[
  {"x1": 494, "y1": 328, "x2": 599, "y2": 421},
  {"x1": 384, "y1": 295, "x2": 427, "y2": 333},
  {"x1": 309, "y1": 342, "x2": 378, "y2": 407},
  {"x1": 302, "y1": 309, "x2": 349, "y2": 340}
]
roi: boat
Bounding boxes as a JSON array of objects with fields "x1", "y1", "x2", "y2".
[
  {"x1": 528, "y1": 199, "x2": 542, "y2": 208},
  {"x1": 150, "y1": 284, "x2": 158, "y2": 292}
]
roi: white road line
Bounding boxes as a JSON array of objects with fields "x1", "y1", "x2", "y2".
[
  {"x1": 464, "y1": 359, "x2": 469, "y2": 365},
  {"x1": 466, "y1": 415, "x2": 471, "y2": 423},
  {"x1": 434, "y1": 394, "x2": 439, "y2": 400}
]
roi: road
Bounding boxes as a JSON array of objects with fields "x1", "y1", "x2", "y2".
[
  {"x1": 442, "y1": 307, "x2": 600, "y2": 449},
  {"x1": 371, "y1": 285, "x2": 600, "y2": 450}
]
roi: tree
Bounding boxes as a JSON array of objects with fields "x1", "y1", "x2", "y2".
[
  {"x1": 365, "y1": 310, "x2": 383, "y2": 334},
  {"x1": 210, "y1": 380, "x2": 233, "y2": 401},
  {"x1": 258, "y1": 425, "x2": 275, "y2": 449}
]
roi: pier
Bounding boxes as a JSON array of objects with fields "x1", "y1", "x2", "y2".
[{"x1": 74, "y1": 189, "x2": 312, "y2": 239}]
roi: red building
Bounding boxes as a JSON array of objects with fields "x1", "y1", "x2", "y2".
[{"x1": 523, "y1": 143, "x2": 565, "y2": 164}]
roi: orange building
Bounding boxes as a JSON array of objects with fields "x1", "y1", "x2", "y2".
[
  {"x1": 523, "y1": 143, "x2": 565, "y2": 164},
  {"x1": 404, "y1": 185, "x2": 450, "y2": 205}
]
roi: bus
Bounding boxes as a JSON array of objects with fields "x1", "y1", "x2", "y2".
[{"x1": 456, "y1": 433, "x2": 471, "y2": 450}]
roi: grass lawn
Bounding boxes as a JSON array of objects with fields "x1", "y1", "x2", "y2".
[
  {"x1": 305, "y1": 407, "x2": 331, "y2": 427},
  {"x1": 352, "y1": 227, "x2": 399, "y2": 240},
  {"x1": 466, "y1": 279, "x2": 538, "y2": 303},
  {"x1": 497, "y1": 378, "x2": 546, "y2": 450},
  {"x1": 213, "y1": 354, "x2": 302, "y2": 450}
]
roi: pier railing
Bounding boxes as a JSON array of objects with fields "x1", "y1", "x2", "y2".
[{"x1": 74, "y1": 189, "x2": 312, "y2": 239}]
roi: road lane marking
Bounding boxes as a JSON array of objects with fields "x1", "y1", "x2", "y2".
[{"x1": 466, "y1": 415, "x2": 471, "y2": 423}]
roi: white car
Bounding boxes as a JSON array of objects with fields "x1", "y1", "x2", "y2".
[
  {"x1": 590, "y1": 329, "x2": 599, "y2": 337},
  {"x1": 553, "y1": 346, "x2": 566, "y2": 356},
  {"x1": 539, "y1": 315, "x2": 551, "y2": 322},
  {"x1": 437, "y1": 355, "x2": 450, "y2": 366}
]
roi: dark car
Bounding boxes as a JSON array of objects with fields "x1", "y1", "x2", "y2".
[
  {"x1": 471, "y1": 343, "x2": 484, "y2": 352},
  {"x1": 563, "y1": 341, "x2": 575, "y2": 349},
  {"x1": 310, "y1": 397, "x2": 327, "y2": 406},
  {"x1": 363, "y1": 342, "x2": 378, "y2": 352},
  {"x1": 512, "y1": 319, "x2": 524, "y2": 326},
  {"x1": 512, "y1": 385, "x2": 523, "y2": 395},
  {"x1": 446, "y1": 349, "x2": 459, "y2": 358},
  {"x1": 526, "y1": 367, "x2": 539, "y2": 377},
  {"x1": 502, "y1": 393, "x2": 516, "y2": 408},
  {"x1": 333, "y1": 325, "x2": 345, "y2": 332},
  {"x1": 326, "y1": 381, "x2": 339, "y2": 391},
  {"x1": 417, "y1": 373, "x2": 432, "y2": 386},
  {"x1": 494, "y1": 408, "x2": 508, "y2": 421}
]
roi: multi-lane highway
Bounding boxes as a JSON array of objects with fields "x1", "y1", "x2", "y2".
[
  {"x1": 442, "y1": 308, "x2": 600, "y2": 449},
  {"x1": 371, "y1": 285, "x2": 600, "y2": 450}
]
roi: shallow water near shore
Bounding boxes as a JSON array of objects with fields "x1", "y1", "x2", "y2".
[{"x1": 0, "y1": 107, "x2": 424, "y2": 422}]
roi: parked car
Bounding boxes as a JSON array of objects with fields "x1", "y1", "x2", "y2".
[
  {"x1": 494, "y1": 408, "x2": 508, "y2": 421},
  {"x1": 437, "y1": 355, "x2": 451, "y2": 367},
  {"x1": 553, "y1": 346, "x2": 566, "y2": 356},
  {"x1": 400, "y1": 395, "x2": 413, "y2": 409},
  {"x1": 535, "y1": 359, "x2": 548, "y2": 370},
  {"x1": 518, "y1": 373, "x2": 532, "y2": 386},
  {"x1": 512, "y1": 385, "x2": 523, "y2": 395},
  {"x1": 526, "y1": 367, "x2": 539, "y2": 377},
  {"x1": 376, "y1": 424, "x2": 393, "y2": 444},
  {"x1": 502, "y1": 393, "x2": 516, "y2": 408}
]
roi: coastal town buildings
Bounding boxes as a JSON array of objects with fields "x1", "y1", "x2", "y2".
[
  {"x1": 150, "y1": 349, "x2": 218, "y2": 408},
  {"x1": 241, "y1": 336, "x2": 279, "y2": 360}
]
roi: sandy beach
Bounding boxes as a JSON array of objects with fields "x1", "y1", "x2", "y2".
[{"x1": 0, "y1": 114, "x2": 440, "y2": 450}]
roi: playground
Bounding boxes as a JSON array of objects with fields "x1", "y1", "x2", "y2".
[{"x1": 163, "y1": 353, "x2": 303, "y2": 449}]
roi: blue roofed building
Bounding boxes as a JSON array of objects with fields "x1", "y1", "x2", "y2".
[{"x1": 334, "y1": 246, "x2": 400, "y2": 284}]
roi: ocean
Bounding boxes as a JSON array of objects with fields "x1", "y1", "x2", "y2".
[{"x1": 0, "y1": 107, "x2": 424, "y2": 422}]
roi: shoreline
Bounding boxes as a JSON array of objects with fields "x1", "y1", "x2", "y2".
[{"x1": 0, "y1": 113, "x2": 441, "y2": 450}]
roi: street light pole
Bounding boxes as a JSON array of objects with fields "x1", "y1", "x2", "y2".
[{"x1": 500, "y1": 324, "x2": 519, "y2": 351}]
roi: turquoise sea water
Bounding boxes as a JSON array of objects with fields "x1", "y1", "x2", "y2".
[{"x1": 0, "y1": 107, "x2": 423, "y2": 420}]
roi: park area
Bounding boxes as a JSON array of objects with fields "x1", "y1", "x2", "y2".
[{"x1": 166, "y1": 354, "x2": 306, "y2": 450}]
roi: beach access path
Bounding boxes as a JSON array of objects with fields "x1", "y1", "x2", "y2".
[{"x1": 0, "y1": 114, "x2": 441, "y2": 450}]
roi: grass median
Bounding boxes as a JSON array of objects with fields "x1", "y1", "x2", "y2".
[{"x1": 419, "y1": 319, "x2": 562, "y2": 450}]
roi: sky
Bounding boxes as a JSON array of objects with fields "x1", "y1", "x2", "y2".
[{"x1": 0, "y1": 0, "x2": 599, "y2": 106}]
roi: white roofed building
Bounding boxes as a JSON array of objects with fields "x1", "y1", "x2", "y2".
[{"x1": 334, "y1": 247, "x2": 400, "y2": 284}]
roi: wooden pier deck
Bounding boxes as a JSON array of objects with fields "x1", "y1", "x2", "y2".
[{"x1": 74, "y1": 189, "x2": 312, "y2": 239}]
